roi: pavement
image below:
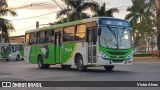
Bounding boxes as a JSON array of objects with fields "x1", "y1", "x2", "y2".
[{"x1": 133, "y1": 57, "x2": 160, "y2": 64}]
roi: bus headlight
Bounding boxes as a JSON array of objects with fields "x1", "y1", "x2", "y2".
[
  {"x1": 102, "y1": 53, "x2": 109, "y2": 58},
  {"x1": 127, "y1": 53, "x2": 133, "y2": 59},
  {"x1": 99, "y1": 51, "x2": 109, "y2": 59},
  {"x1": 9, "y1": 54, "x2": 12, "y2": 57}
]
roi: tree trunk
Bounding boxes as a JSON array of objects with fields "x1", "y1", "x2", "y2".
[{"x1": 155, "y1": 0, "x2": 160, "y2": 55}]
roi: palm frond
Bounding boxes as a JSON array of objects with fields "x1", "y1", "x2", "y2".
[
  {"x1": 0, "y1": 9, "x2": 17, "y2": 17},
  {"x1": 56, "y1": 8, "x2": 72, "y2": 19},
  {"x1": 105, "y1": 8, "x2": 119, "y2": 17},
  {"x1": 0, "y1": 18, "x2": 14, "y2": 42},
  {"x1": 81, "y1": 1, "x2": 99, "y2": 11}
]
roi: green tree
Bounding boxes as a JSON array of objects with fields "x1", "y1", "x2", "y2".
[
  {"x1": 0, "y1": 0, "x2": 17, "y2": 42},
  {"x1": 154, "y1": 0, "x2": 160, "y2": 53},
  {"x1": 125, "y1": 0, "x2": 155, "y2": 53},
  {"x1": 56, "y1": 0, "x2": 99, "y2": 22},
  {"x1": 92, "y1": 3, "x2": 119, "y2": 17}
]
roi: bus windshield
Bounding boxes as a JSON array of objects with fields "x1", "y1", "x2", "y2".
[
  {"x1": 99, "y1": 26, "x2": 131, "y2": 49},
  {"x1": 2, "y1": 46, "x2": 11, "y2": 53}
]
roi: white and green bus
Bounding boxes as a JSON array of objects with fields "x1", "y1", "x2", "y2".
[
  {"x1": 24, "y1": 17, "x2": 133, "y2": 71},
  {"x1": 0, "y1": 43, "x2": 24, "y2": 61}
]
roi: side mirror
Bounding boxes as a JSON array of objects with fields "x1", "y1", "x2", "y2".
[{"x1": 98, "y1": 28, "x2": 101, "y2": 36}]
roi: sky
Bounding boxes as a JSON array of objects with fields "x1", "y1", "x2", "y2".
[{"x1": 5, "y1": 0, "x2": 132, "y2": 36}]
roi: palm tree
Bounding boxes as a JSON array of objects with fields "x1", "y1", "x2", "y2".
[
  {"x1": 154, "y1": 0, "x2": 160, "y2": 54},
  {"x1": 92, "y1": 3, "x2": 119, "y2": 17},
  {"x1": 125, "y1": 0, "x2": 155, "y2": 53},
  {"x1": 56, "y1": 0, "x2": 99, "y2": 22},
  {"x1": 0, "y1": 0, "x2": 17, "y2": 43}
]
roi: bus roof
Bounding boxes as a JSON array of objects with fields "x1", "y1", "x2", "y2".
[{"x1": 25, "y1": 17, "x2": 129, "y2": 33}]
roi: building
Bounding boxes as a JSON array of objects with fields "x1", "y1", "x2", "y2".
[{"x1": 9, "y1": 35, "x2": 24, "y2": 43}]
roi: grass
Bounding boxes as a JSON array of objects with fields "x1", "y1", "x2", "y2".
[{"x1": 133, "y1": 56, "x2": 158, "y2": 61}]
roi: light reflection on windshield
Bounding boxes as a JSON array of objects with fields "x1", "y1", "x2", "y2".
[{"x1": 99, "y1": 26, "x2": 131, "y2": 49}]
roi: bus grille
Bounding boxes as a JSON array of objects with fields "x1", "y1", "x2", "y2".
[
  {"x1": 108, "y1": 52, "x2": 128, "y2": 55},
  {"x1": 110, "y1": 56, "x2": 125, "y2": 59},
  {"x1": 112, "y1": 60, "x2": 125, "y2": 63}
]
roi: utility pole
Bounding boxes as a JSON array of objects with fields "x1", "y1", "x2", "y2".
[
  {"x1": 67, "y1": 0, "x2": 69, "y2": 22},
  {"x1": 36, "y1": 21, "x2": 39, "y2": 28}
]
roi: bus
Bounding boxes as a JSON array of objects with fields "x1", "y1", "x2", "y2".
[
  {"x1": 0, "y1": 43, "x2": 24, "y2": 61},
  {"x1": 24, "y1": 17, "x2": 133, "y2": 71}
]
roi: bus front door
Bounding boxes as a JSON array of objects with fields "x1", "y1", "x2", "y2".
[
  {"x1": 87, "y1": 27, "x2": 97, "y2": 64},
  {"x1": 55, "y1": 32, "x2": 62, "y2": 64}
]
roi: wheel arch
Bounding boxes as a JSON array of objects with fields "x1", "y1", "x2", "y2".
[
  {"x1": 37, "y1": 53, "x2": 43, "y2": 63},
  {"x1": 74, "y1": 52, "x2": 83, "y2": 65}
]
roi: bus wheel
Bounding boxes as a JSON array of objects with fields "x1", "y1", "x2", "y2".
[
  {"x1": 16, "y1": 55, "x2": 20, "y2": 61},
  {"x1": 61, "y1": 65, "x2": 71, "y2": 69},
  {"x1": 76, "y1": 55, "x2": 87, "y2": 71},
  {"x1": 6, "y1": 59, "x2": 9, "y2": 61},
  {"x1": 37, "y1": 56, "x2": 50, "y2": 69},
  {"x1": 104, "y1": 65, "x2": 114, "y2": 71}
]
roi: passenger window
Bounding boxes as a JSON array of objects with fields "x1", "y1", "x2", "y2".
[
  {"x1": 76, "y1": 24, "x2": 86, "y2": 41},
  {"x1": 36, "y1": 32, "x2": 41, "y2": 44},
  {"x1": 30, "y1": 33, "x2": 37, "y2": 45},
  {"x1": 40, "y1": 31, "x2": 45, "y2": 44},
  {"x1": 63, "y1": 26, "x2": 75, "y2": 42}
]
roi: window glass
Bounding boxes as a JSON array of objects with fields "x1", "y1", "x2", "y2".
[
  {"x1": 64, "y1": 26, "x2": 75, "y2": 34},
  {"x1": 63, "y1": 26, "x2": 75, "y2": 42},
  {"x1": 30, "y1": 33, "x2": 37, "y2": 45},
  {"x1": 51, "y1": 30, "x2": 54, "y2": 43},
  {"x1": 40, "y1": 31, "x2": 44, "y2": 44},
  {"x1": 76, "y1": 24, "x2": 86, "y2": 41},
  {"x1": 36, "y1": 32, "x2": 41, "y2": 44}
]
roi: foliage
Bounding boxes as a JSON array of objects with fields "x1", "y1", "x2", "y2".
[
  {"x1": 92, "y1": 3, "x2": 119, "y2": 17},
  {"x1": 56, "y1": 0, "x2": 99, "y2": 22},
  {"x1": 125, "y1": 0, "x2": 155, "y2": 53},
  {"x1": 0, "y1": 0, "x2": 17, "y2": 42}
]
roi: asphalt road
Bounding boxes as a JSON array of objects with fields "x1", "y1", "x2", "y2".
[{"x1": 0, "y1": 60, "x2": 160, "y2": 90}]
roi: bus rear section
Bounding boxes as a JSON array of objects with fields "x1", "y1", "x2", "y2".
[{"x1": 0, "y1": 43, "x2": 24, "y2": 61}]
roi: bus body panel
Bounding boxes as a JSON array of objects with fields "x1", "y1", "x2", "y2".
[
  {"x1": 24, "y1": 46, "x2": 31, "y2": 62},
  {"x1": 25, "y1": 42, "x2": 87, "y2": 65}
]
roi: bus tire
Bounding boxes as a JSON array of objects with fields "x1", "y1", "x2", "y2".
[
  {"x1": 76, "y1": 55, "x2": 87, "y2": 71},
  {"x1": 16, "y1": 55, "x2": 20, "y2": 61},
  {"x1": 37, "y1": 55, "x2": 50, "y2": 69},
  {"x1": 104, "y1": 65, "x2": 114, "y2": 71},
  {"x1": 61, "y1": 65, "x2": 71, "y2": 69},
  {"x1": 6, "y1": 59, "x2": 9, "y2": 61}
]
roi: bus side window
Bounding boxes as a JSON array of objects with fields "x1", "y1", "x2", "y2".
[
  {"x1": 86, "y1": 27, "x2": 97, "y2": 45},
  {"x1": 63, "y1": 26, "x2": 75, "y2": 42},
  {"x1": 30, "y1": 32, "x2": 37, "y2": 45},
  {"x1": 47, "y1": 30, "x2": 53, "y2": 43},
  {"x1": 76, "y1": 24, "x2": 86, "y2": 41},
  {"x1": 44, "y1": 31, "x2": 48, "y2": 43},
  {"x1": 40, "y1": 31, "x2": 45, "y2": 44},
  {"x1": 36, "y1": 32, "x2": 40, "y2": 44},
  {"x1": 51, "y1": 30, "x2": 54, "y2": 43},
  {"x1": 12, "y1": 46, "x2": 16, "y2": 52}
]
